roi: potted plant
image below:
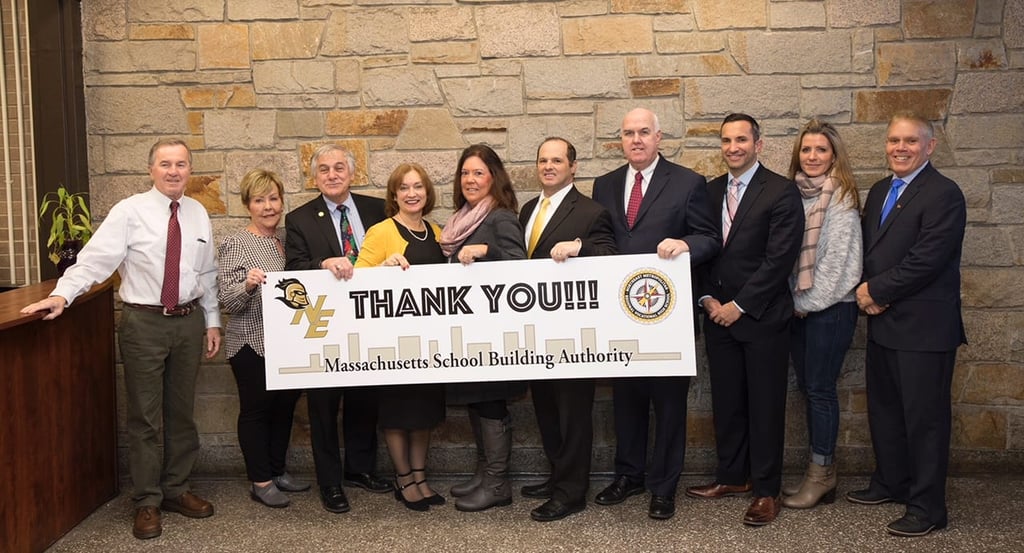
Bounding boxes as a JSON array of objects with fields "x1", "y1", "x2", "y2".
[{"x1": 39, "y1": 185, "x2": 93, "y2": 275}]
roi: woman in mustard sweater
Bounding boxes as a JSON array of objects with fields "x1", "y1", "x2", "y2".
[{"x1": 355, "y1": 163, "x2": 446, "y2": 511}]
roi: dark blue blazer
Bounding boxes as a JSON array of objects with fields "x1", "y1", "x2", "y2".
[
  {"x1": 862, "y1": 162, "x2": 967, "y2": 352},
  {"x1": 591, "y1": 155, "x2": 719, "y2": 264}
]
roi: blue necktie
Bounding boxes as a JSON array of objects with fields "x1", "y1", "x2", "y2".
[{"x1": 879, "y1": 178, "x2": 906, "y2": 227}]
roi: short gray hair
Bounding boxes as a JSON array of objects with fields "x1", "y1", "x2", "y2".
[{"x1": 309, "y1": 143, "x2": 356, "y2": 177}]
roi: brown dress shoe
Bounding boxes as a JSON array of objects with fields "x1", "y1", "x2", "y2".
[
  {"x1": 685, "y1": 482, "x2": 753, "y2": 499},
  {"x1": 132, "y1": 506, "x2": 161, "y2": 540},
  {"x1": 743, "y1": 495, "x2": 781, "y2": 526},
  {"x1": 160, "y1": 491, "x2": 214, "y2": 518}
]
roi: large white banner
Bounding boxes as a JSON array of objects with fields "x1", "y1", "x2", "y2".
[{"x1": 262, "y1": 253, "x2": 695, "y2": 390}]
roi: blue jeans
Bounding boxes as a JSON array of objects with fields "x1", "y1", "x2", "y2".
[{"x1": 790, "y1": 301, "x2": 858, "y2": 465}]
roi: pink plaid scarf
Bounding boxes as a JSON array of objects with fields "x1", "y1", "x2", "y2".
[
  {"x1": 793, "y1": 171, "x2": 835, "y2": 292},
  {"x1": 440, "y1": 196, "x2": 494, "y2": 257}
]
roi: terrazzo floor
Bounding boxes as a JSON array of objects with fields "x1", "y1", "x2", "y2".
[{"x1": 46, "y1": 475, "x2": 1023, "y2": 553}]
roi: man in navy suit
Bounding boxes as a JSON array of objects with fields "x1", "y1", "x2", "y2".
[
  {"x1": 847, "y1": 112, "x2": 966, "y2": 538},
  {"x1": 591, "y1": 108, "x2": 720, "y2": 520},
  {"x1": 686, "y1": 113, "x2": 804, "y2": 527},
  {"x1": 518, "y1": 137, "x2": 617, "y2": 522},
  {"x1": 284, "y1": 144, "x2": 391, "y2": 513}
]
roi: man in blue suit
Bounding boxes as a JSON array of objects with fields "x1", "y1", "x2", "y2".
[
  {"x1": 591, "y1": 108, "x2": 720, "y2": 520},
  {"x1": 847, "y1": 112, "x2": 967, "y2": 538}
]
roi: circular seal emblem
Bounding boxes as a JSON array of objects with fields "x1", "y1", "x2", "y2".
[{"x1": 620, "y1": 268, "x2": 675, "y2": 324}]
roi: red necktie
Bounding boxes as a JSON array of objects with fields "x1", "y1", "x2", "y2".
[
  {"x1": 625, "y1": 172, "x2": 643, "y2": 229},
  {"x1": 161, "y1": 200, "x2": 181, "y2": 310}
]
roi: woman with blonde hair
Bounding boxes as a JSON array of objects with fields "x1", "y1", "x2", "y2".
[
  {"x1": 783, "y1": 119, "x2": 862, "y2": 509},
  {"x1": 218, "y1": 169, "x2": 309, "y2": 508}
]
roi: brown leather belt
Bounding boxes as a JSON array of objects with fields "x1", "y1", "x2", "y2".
[{"x1": 124, "y1": 299, "x2": 200, "y2": 317}]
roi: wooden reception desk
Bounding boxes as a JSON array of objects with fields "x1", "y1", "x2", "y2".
[{"x1": 0, "y1": 280, "x2": 118, "y2": 553}]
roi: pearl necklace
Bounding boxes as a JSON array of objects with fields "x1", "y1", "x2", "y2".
[{"x1": 395, "y1": 216, "x2": 428, "y2": 242}]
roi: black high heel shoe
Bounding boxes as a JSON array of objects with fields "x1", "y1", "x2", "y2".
[
  {"x1": 411, "y1": 468, "x2": 446, "y2": 506},
  {"x1": 394, "y1": 471, "x2": 429, "y2": 512}
]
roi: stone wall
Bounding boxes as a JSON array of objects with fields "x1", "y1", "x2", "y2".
[{"x1": 81, "y1": 0, "x2": 1024, "y2": 477}]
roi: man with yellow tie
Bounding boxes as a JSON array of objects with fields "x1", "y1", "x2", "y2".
[{"x1": 517, "y1": 136, "x2": 616, "y2": 522}]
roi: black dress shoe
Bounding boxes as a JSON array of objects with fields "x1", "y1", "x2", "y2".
[
  {"x1": 886, "y1": 513, "x2": 947, "y2": 537},
  {"x1": 521, "y1": 481, "x2": 554, "y2": 499},
  {"x1": 846, "y1": 488, "x2": 896, "y2": 505},
  {"x1": 530, "y1": 498, "x2": 585, "y2": 522},
  {"x1": 319, "y1": 485, "x2": 351, "y2": 513},
  {"x1": 594, "y1": 475, "x2": 645, "y2": 506},
  {"x1": 343, "y1": 472, "x2": 392, "y2": 494},
  {"x1": 648, "y1": 495, "x2": 675, "y2": 520}
]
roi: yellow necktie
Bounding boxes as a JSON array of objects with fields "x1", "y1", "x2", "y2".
[{"x1": 527, "y1": 197, "x2": 550, "y2": 257}]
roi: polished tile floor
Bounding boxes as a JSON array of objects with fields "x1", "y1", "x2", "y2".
[{"x1": 47, "y1": 475, "x2": 1023, "y2": 553}]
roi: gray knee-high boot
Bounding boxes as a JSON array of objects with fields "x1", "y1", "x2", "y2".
[
  {"x1": 450, "y1": 410, "x2": 485, "y2": 497},
  {"x1": 455, "y1": 416, "x2": 512, "y2": 512}
]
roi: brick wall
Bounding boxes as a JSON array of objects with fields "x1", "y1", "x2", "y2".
[{"x1": 80, "y1": 0, "x2": 1024, "y2": 476}]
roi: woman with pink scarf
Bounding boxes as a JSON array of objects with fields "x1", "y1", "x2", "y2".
[
  {"x1": 783, "y1": 119, "x2": 862, "y2": 509},
  {"x1": 440, "y1": 144, "x2": 527, "y2": 513}
]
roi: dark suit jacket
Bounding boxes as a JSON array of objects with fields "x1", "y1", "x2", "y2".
[
  {"x1": 699, "y1": 164, "x2": 804, "y2": 340},
  {"x1": 591, "y1": 155, "x2": 720, "y2": 264},
  {"x1": 862, "y1": 162, "x2": 967, "y2": 352},
  {"x1": 519, "y1": 185, "x2": 617, "y2": 259},
  {"x1": 284, "y1": 193, "x2": 386, "y2": 270}
]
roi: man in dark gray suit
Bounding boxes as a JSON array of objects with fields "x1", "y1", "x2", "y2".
[
  {"x1": 591, "y1": 108, "x2": 720, "y2": 520},
  {"x1": 284, "y1": 144, "x2": 390, "y2": 513},
  {"x1": 848, "y1": 112, "x2": 966, "y2": 538},
  {"x1": 518, "y1": 137, "x2": 617, "y2": 522}
]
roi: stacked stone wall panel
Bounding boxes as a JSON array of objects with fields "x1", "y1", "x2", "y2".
[{"x1": 79, "y1": 0, "x2": 1024, "y2": 475}]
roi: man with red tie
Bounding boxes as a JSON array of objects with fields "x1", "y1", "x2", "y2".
[
  {"x1": 22, "y1": 139, "x2": 221, "y2": 540},
  {"x1": 591, "y1": 108, "x2": 720, "y2": 520}
]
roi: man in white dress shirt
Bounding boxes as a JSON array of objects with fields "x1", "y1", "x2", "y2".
[{"x1": 22, "y1": 138, "x2": 221, "y2": 540}]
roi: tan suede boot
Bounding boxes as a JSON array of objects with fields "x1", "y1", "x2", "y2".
[
  {"x1": 782, "y1": 462, "x2": 836, "y2": 509},
  {"x1": 782, "y1": 464, "x2": 809, "y2": 496}
]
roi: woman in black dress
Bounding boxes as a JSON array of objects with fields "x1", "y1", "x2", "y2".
[{"x1": 355, "y1": 163, "x2": 446, "y2": 511}]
